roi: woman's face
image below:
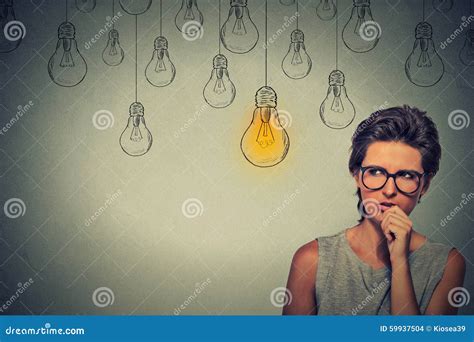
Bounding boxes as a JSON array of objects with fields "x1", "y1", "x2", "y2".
[{"x1": 354, "y1": 141, "x2": 430, "y2": 224}]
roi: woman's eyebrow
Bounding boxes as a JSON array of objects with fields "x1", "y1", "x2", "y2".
[{"x1": 362, "y1": 165, "x2": 423, "y2": 173}]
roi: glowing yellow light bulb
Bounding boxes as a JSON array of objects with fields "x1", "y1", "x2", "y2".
[{"x1": 240, "y1": 86, "x2": 290, "y2": 168}]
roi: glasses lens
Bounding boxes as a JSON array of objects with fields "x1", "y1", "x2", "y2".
[
  {"x1": 395, "y1": 171, "x2": 421, "y2": 193},
  {"x1": 362, "y1": 167, "x2": 387, "y2": 190}
]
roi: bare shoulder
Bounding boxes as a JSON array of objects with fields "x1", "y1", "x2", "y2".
[
  {"x1": 283, "y1": 240, "x2": 319, "y2": 315},
  {"x1": 425, "y1": 248, "x2": 466, "y2": 314},
  {"x1": 291, "y1": 240, "x2": 319, "y2": 273},
  {"x1": 445, "y1": 248, "x2": 466, "y2": 273}
]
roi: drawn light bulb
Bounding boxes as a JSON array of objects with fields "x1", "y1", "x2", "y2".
[
  {"x1": 175, "y1": 0, "x2": 203, "y2": 34},
  {"x1": 316, "y1": 0, "x2": 336, "y2": 21},
  {"x1": 282, "y1": 29, "x2": 312, "y2": 79},
  {"x1": 221, "y1": 0, "x2": 259, "y2": 54},
  {"x1": 102, "y1": 29, "x2": 124, "y2": 66},
  {"x1": 48, "y1": 22, "x2": 87, "y2": 87},
  {"x1": 75, "y1": 0, "x2": 96, "y2": 13},
  {"x1": 320, "y1": 70, "x2": 356, "y2": 129},
  {"x1": 119, "y1": 0, "x2": 152, "y2": 15},
  {"x1": 203, "y1": 54, "x2": 236, "y2": 108},
  {"x1": 145, "y1": 36, "x2": 176, "y2": 87},
  {"x1": 279, "y1": 0, "x2": 295, "y2": 5},
  {"x1": 120, "y1": 102, "x2": 153, "y2": 157},
  {"x1": 241, "y1": 86, "x2": 290, "y2": 168},
  {"x1": 342, "y1": 0, "x2": 380, "y2": 53},
  {"x1": 405, "y1": 22, "x2": 444, "y2": 87},
  {"x1": 0, "y1": 0, "x2": 24, "y2": 53},
  {"x1": 459, "y1": 29, "x2": 474, "y2": 67},
  {"x1": 432, "y1": 0, "x2": 453, "y2": 13}
]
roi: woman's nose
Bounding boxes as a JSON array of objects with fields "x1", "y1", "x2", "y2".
[{"x1": 382, "y1": 176, "x2": 398, "y2": 196}]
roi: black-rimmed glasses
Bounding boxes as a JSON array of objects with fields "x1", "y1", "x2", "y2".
[{"x1": 360, "y1": 165, "x2": 427, "y2": 195}]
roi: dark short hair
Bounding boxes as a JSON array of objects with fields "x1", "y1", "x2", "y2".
[{"x1": 348, "y1": 105, "x2": 442, "y2": 222}]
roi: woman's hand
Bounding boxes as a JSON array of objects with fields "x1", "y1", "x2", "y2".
[{"x1": 380, "y1": 205, "x2": 413, "y2": 263}]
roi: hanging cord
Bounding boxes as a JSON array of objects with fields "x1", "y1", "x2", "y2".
[
  {"x1": 265, "y1": 0, "x2": 268, "y2": 86},
  {"x1": 335, "y1": 0, "x2": 338, "y2": 70},
  {"x1": 218, "y1": 0, "x2": 221, "y2": 54},
  {"x1": 160, "y1": 0, "x2": 163, "y2": 36},
  {"x1": 135, "y1": 15, "x2": 138, "y2": 102},
  {"x1": 112, "y1": 0, "x2": 115, "y2": 29},
  {"x1": 422, "y1": 0, "x2": 425, "y2": 21},
  {"x1": 66, "y1": 0, "x2": 68, "y2": 21},
  {"x1": 470, "y1": 0, "x2": 473, "y2": 29},
  {"x1": 296, "y1": 0, "x2": 299, "y2": 30}
]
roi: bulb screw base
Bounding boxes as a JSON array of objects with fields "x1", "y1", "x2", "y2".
[
  {"x1": 255, "y1": 86, "x2": 277, "y2": 108},
  {"x1": 58, "y1": 22, "x2": 76, "y2": 39},
  {"x1": 329, "y1": 70, "x2": 345, "y2": 86},
  {"x1": 415, "y1": 22, "x2": 433, "y2": 39},
  {"x1": 154, "y1": 36, "x2": 168, "y2": 50},
  {"x1": 213, "y1": 54, "x2": 228, "y2": 69},
  {"x1": 129, "y1": 102, "x2": 144, "y2": 116},
  {"x1": 291, "y1": 29, "x2": 304, "y2": 43}
]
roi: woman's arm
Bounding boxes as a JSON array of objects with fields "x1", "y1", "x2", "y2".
[
  {"x1": 424, "y1": 248, "x2": 466, "y2": 315},
  {"x1": 282, "y1": 240, "x2": 318, "y2": 315},
  {"x1": 390, "y1": 257, "x2": 422, "y2": 314}
]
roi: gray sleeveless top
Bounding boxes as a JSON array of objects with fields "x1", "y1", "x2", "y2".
[{"x1": 316, "y1": 229, "x2": 453, "y2": 315}]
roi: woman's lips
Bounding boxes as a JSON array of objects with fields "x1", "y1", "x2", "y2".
[{"x1": 379, "y1": 202, "x2": 395, "y2": 212}]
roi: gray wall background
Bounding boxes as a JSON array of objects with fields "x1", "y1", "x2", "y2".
[{"x1": 0, "y1": 0, "x2": 473, "y2": 315}]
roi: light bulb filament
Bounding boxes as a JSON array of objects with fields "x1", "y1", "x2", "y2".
[
  {"x1": 60, "y1": 39, "x2": 75, "y2": 67},
  {"x1": 155, "y1": 51, "x2": 167, "y2": 72},
  {"x1": 109, "y1": 39, "x2": 118, "y2": 55},
  {"x1": 417, "y1": 40, "x2": 432, "y2": 67},
  {"x1": 353, "y1": 17, "x2": 365, "y2": 35},
  {"x1": 130, "y1": 127, "x2": 143, "y2": 142},
  {"x1": 232, "y1": 7, "x2": 247, "y2": 35},
  {"x1": 256, "y1": 122, "x2": 275, "y2": 148},
  {"x1": 331, "y1": 86, "x2": 344, "y2": 113},
  {"x1": 291, "y1": 46, "x2": 303, "y2": 65},
  {"x1": 213, "y1": 75, "x2": 226, "y2": 94},
  {"x1": 184, "y1": 0, "x2": 195, "y2": 20}
]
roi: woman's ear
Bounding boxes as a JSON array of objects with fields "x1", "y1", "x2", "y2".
[
  {"x1": 353, "y1": 171, "x2": 360, "y2": 187},
  {"x1": 420, "y1": 175, "x2": 432, "y2": 197}
]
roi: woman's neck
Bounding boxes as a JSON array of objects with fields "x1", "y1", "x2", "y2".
[{"x1": 354, "y1": 218, "x2": 391, "y2": 261}]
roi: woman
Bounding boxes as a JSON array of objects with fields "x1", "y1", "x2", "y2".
[{"x1": 283, "y1": 105, "x2": 466, "y2": 315}]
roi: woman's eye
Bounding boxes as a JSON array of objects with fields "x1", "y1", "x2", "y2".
[
  {"x1": 400, "y1": 172, "x2": 415, "y2": 179},
  {"x1": 368, "y1": 168, "x2": 383, "y2": 176}
]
